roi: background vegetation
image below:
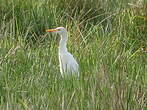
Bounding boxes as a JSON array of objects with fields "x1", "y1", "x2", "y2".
[{"x1": 0, "y1": 0, "x2": 146, "y2": 110}]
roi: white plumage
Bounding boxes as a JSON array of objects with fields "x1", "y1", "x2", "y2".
[{"x1": 46, "y1": 27, "x2": 79, "y2": 77}]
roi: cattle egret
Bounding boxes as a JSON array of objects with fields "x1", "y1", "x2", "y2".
[{"x1": 46, "y1": 27, "x2": 79, "y2": 77}]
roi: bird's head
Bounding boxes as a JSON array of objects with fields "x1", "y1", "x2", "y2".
[{"x1": 46, "y1": 27, "x2": 67, "y2": 35}]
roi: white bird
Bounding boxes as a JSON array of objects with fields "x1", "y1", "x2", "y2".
[{"x1": 46, "y1": 27, "x2": 79, "y2": 77}]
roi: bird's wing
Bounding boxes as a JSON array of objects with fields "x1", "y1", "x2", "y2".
[{"x1": 59, "y1": 52, "x2": 79, "y2": 74}]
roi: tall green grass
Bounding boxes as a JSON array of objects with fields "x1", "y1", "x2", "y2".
[{"x1": 0, "y1": 0, "x2": 146, "y2": 110}]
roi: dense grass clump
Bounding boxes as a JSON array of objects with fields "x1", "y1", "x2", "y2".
[{"x1": 0, "y1": 0, "x2": 146, "y2": 110}]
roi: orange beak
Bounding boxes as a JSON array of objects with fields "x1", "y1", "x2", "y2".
[{"x1": 46, "y1": 29, "x2": 58, "y2": 32}]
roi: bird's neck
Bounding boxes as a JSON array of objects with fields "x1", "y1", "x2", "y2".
[{"x1": 59, "y1": 33, "x2": 68, "y2": 53}]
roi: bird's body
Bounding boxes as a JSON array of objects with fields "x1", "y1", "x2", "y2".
[
  {"x1": 46, "y1": 27, "x2": 79, "y2": 76},
  {"x1": 59, "y1": 51, "x2": 79, "y2": 75}
]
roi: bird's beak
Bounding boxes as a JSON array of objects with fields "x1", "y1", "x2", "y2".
[{"x1": 46, "y1": 29, "x2": 58, "y2": 32}]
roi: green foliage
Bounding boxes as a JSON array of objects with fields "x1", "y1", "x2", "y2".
[{"x1": 0, "y1": 0, "x2": 146, "y2": 110}]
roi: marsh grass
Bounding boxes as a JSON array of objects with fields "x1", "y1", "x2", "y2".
[{"x1": 0, "y1": 0, "x2": 146, "y2": 110}]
